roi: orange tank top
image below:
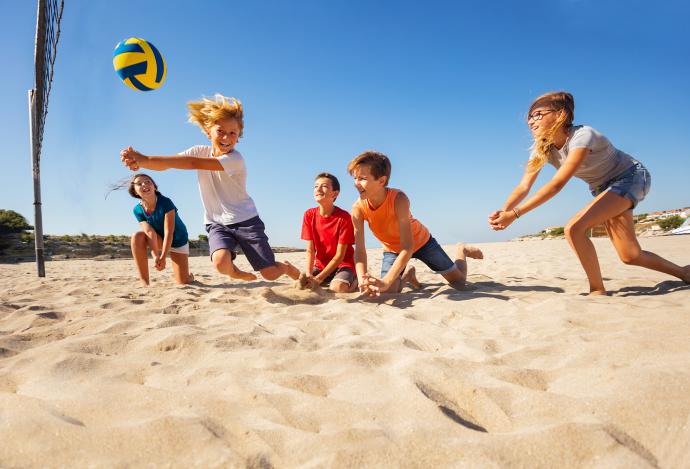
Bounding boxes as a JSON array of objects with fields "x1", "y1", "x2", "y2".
[{"x1": 355, "y1": 188, "x2": 430, "y2": 253}]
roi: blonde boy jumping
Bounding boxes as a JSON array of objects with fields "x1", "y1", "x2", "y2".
[{"x1": 120, "y1": 95, "x2": 299, "y2": 283}]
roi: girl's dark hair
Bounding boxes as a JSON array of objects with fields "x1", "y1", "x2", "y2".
[{"x1": 128, "y1": 173, "x2": 159, "y2": 199}]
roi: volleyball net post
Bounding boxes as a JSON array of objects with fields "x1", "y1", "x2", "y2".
[{"x1": 28, "y1": 0, "x2": 63, "y2": 277}]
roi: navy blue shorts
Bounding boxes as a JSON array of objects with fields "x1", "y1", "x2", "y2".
[
  {"x1": 591, "y1": 160, "x2": 651, "y2": 209},
  {"x1": 380, "y1": 236, "x2": 455, "y2": 278},
  {"x1": 206, "y1": 216, "x2": 276, "y2": 271}
]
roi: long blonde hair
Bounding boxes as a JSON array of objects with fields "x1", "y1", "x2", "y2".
[
  {"x1": 187, "y1": 94, "x2": 244, "y2": 137},
  {"x1": 527, "y1": 91, "x2": 574, "y2": 172}
]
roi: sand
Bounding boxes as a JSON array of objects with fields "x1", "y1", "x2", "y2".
[{"x1": 1, "y1": 236, "x2": 689, "y2": 468}]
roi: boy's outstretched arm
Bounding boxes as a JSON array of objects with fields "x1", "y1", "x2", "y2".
[
  {"x1": 367, "y1": 192, "x2": 414, "y2": 294},
  {"x1": 120, "y1": 147, "x2": 223, "y2": 171},
  {"x1": 351, "y1": 204, "x2": 368, "y2": 291}
]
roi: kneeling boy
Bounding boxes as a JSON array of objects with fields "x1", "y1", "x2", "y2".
[
  {"x1": 349, "y1": 151, "x2": 483, "y2": 295},
  {"x1": 300, "y1": 173, "x2": 358, "y2": 293}
]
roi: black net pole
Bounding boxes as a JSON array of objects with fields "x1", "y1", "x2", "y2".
[
  {"x1": 29, "y1": 0, "x2": 63, "y2": 277},
  {"x1": 28, "y1": 89, "x2": 45, "y2": 276}
]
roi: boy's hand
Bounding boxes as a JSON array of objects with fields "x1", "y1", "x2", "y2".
[
  {"x1": 360, "y1": 273, "x2": 389, "y2": 297},
  {"x1": 304, "y1": 275, "x2": 320, "y2": 289},
  {"x1": 120, "y1": 146, "x2": 144, "y2": 171}
]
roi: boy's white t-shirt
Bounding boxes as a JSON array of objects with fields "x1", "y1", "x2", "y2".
[{"x1": 179, "y1": 145, "x2": 258, "y2": 225}]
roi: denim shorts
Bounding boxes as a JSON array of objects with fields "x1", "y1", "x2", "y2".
[
  {"x1": 380, "y1": 236, "x2": 455, "y2": 277},
  {"x1": 206, "y1": 216, "x2": 276, "y2": 271},
  {"x1": 591, "y1": 160, "x2": 651, "y2": 209}
]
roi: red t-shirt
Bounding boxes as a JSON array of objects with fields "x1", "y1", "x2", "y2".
[{"x1": 301, "y1": 206, "x2": 355, "y2": 271}]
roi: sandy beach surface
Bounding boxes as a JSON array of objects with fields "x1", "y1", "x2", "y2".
[{"x1": 1, "y1": 236, "x2": 689, "y2": 468}]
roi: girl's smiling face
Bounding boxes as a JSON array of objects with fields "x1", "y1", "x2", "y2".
[
  {"x1": 132, "y1": 175, "x2": 156, "y2": 199},
  {"x1": 207, "y1": 117, "x2": 241, "y2": 156},
  {"x1": 527, "y1": 106, "x2": 562, "y2": 137}
]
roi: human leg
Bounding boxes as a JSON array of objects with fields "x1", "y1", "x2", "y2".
[
  {"x1": 207, "y1": 223, "x2": 256, "y2": 281},
  {"x1": 564, "y1": 191, "x2": 635, "y2": 294},
  {"x1": 211, "y1": 249, "x2": 257, "y2": 280},
  {"x1": 605, "y1": 211, "x2": 690, "y2": 282},
  {"x1": 230, "y1": 217, "x2": 299, "y2": 281},
  {"x1": 169, "y1": 252, "x2": 194, "y2": 284},
  {"x1": 130, "y1": 231, "x2": 151, "y2": 286}
]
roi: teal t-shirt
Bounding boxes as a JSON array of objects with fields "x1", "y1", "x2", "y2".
[{"x1": 133, "y1": 194, "x2": 189, "y2": 248}]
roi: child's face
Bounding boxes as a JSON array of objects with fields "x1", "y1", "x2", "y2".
[
  {"x1": 132, "y1": 175, "x2": 156, "y2": 198},
  {"x1": 313, "y1": 177, "x2": 338, "y2": 205},
  {"x1": 352, "y1": 165, "x2": 386, "y2": 199},
  {"x1": 207, "y1": 118, "x2": 241, "y2": 155},
  {"x1": 527, "y1": 106, "x2": 562, "y2": 138}
]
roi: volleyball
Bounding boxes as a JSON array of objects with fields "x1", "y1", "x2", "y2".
[{"x1": 112, "y1": 38, "x2": 166, "y2": 91}]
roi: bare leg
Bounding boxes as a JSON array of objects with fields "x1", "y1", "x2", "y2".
[
  {"x1": 565, "y1": 191, "x2": 635, "y2": 295},
  {"x1": 170, "y1": 252, "x2": 194, "y2": 284},
  {"x1": 260, "y1": 260, "x2": 300, "y2": 281},
  {"x1": 131, "y1": 231, "x2": 151, "y2": 286},
  {"x1": 442, "y1": 243, "x2": 484, "y2": 290},
  {"x1": 212, "y1": 249, "x2": 257, "y2": 281},
  {"x1": 605, "y1": 209, "x2": 690, "y2": 282}
]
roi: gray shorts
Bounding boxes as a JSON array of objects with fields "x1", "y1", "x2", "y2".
[
  {"x1": 312, "y1": 266, "x2": 356, "y2": 286},
  {"x1": 591, "y1": 161, "x2": 651, "y2": 209},
  {"x1": 206, "y1": 216, "x2": 276, "y2": 271}
]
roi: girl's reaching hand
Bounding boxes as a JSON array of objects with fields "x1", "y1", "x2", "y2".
[
  {"x1": 154, "y1": 254, "x2": 166, "y2": 271},
  {"x1": 489, "y1": 210, "x2": 517, "y2": 231}
]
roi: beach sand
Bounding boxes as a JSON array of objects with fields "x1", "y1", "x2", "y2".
[{"x1": 1, "y1": 236, "x2": 689, "y2": 468}]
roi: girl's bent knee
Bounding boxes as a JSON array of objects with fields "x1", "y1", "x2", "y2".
[{"x1": 619, "y1": 249, "x2": 641, "y2": 265}]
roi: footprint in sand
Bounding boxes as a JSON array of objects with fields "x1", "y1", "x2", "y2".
[{"x1": 413, "y1": 375, "x2": 513, "y2": 433}]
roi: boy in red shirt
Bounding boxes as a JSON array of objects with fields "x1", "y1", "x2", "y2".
[{"x1": 300, "y1": 173, "x2": 358, "y2": 292}]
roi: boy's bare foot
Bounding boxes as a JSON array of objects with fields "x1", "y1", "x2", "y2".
[
  {"x1": 458, "y1": 243, "x2": 484, "y2": 259},
  {"x1": 231, "y1": 269, "x2": 257, "y2": 281},
  {"x1": 402, "y1": 266, "x2": 423, "y2": 290},
  {"x1": 284, "y1": 261, "x2": 301, "y2": 280}
]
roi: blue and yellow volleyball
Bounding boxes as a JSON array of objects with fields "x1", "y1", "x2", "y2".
[{"x1": 112, "y1": 38, "x2": 166, "y2": 91}]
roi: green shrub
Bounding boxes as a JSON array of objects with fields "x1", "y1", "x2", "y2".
[
  {"x1": 0, "y1": 210, "x2": 33, "y2": 234},
  {"x1": 658, "y1": 215, "x2": 684, "y2": 231}
]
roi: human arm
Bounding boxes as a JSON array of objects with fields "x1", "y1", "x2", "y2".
[
  {"x1": 351, "y1": 204, "x2": 369, "y2": 291},
  {"x1": 490, "y1": 147, "x2": 588, "y2": 230},
  {"x1": 304, "y1": 240, "x2": 315, "y2": 278},
  {"x1": 120, "y1": 146, "x2": 224, "y2": 171},
  {"x1": 364, "y1": 192, "x2": 414, "y2": 294},
  {"x1": 154, "y1": 209, "x2": 176, "y2": 270},
  {"x1": 139, "y1": 221, "x2": 161, "y2": 256},
  {"x1": 312, "y1": 243, "x2": 348, "y2": 286}
]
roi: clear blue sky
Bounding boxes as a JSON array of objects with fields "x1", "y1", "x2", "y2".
[{"x1": 3, "y1": 0, "x2": 689, "y2": 247}]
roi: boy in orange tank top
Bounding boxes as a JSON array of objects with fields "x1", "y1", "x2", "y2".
[{"x1": 349, "y1": 151, "x2": 483, "y2": 296}]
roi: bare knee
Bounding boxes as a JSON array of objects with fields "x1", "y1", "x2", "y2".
[
  {"x1": 329, "y1": 281, "x2": 350, "y2": 293},
  {"x1": 564, "y1": 220, "x2": 589, "y2": 241},
  {"x1": 212, "y1": 250, "x2": 232, "y2": 272},
  {"x1": 131, "y1": 231, "x2": 147, "y2": 246},
  {"x1": 618, "y1": 247, "x2": 642, "y2": 265}
]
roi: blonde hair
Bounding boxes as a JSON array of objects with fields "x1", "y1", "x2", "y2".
[
  {"x1": 527, "y1": 91, "x2": 574, "y2": 172},
  {"x1": 187, "y1": 94, "x2": 244, "y2": 137}
]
